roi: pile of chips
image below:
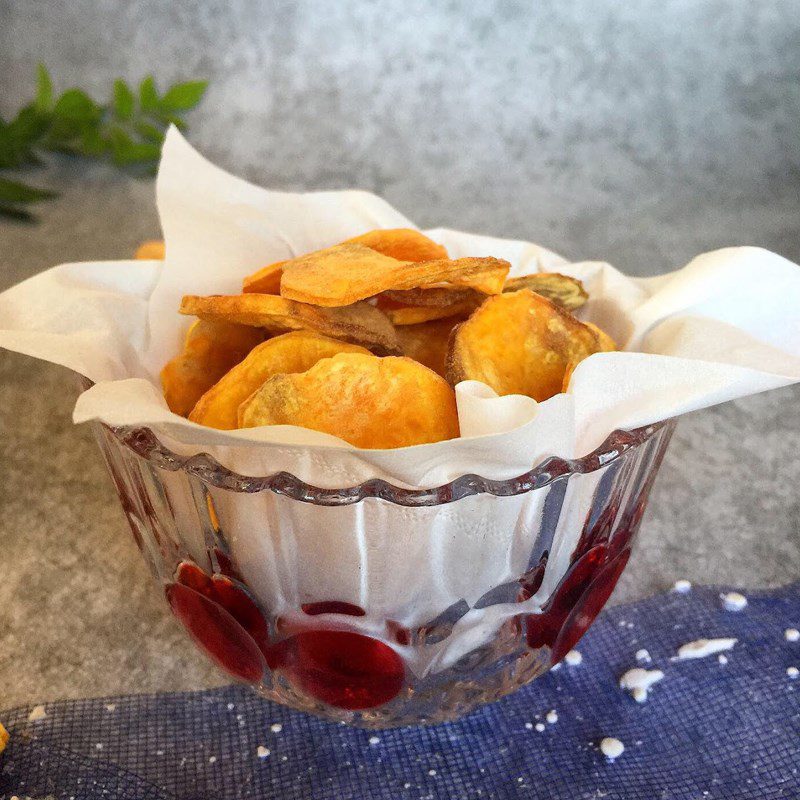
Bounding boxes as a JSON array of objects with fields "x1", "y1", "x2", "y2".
[{"x1": 148, "y1": 229, "x2": 614, "y2": 449}]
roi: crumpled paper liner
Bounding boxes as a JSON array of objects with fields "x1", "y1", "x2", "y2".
[{"x1": 2, "y1": 129, "x2": 799, "y2": 674}]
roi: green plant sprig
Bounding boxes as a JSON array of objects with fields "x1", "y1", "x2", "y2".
[{"x1": 0, "y1": 65, "x2": 207, "y2": 221}]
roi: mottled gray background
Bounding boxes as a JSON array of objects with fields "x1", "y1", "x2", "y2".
[{"x1": 1, "y1": 1, "x2": 799, "y2": 708}]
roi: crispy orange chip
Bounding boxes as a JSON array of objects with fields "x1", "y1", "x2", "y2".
[
  {"x1": 386, "y1": 301, "x2": 475, "y2": 326},
  {"x1": 179, "y1": 293, "x2": 400, "y2": 354},
  {"x1": 0, "y1": 722, "x2": 8, "y2": 755},
  {"x1": 189, "y1": 331, "x2": 370, "y2": 430},
  {"x1": 135, "y1": 240, "x2": 165, "y2": 260},
  {"x1": 395, "y1": 319, "x2": 457, "y2": 377},
  {"x1": 383, "y1": 285, "x2": 477, "y2": 307},
  {"x1": 242, "y1": 229, "x2": 447, "y2": 294},
  {"x1": 503, "y1": 273, "x2": 588, "y2": 311},
  {"x1": 447, "y1": 289, "x2": 601, "y2": 401},
  {"x1": 280, "y1": 243, "x2": 509, "y2": 307},
  {"x1": 160, "y1": 320, "x2": 264, "y2": 416},
  {"x1": 239, "y1": 353, "x2": 459, "y2": 448},
  {"x1": 562, "y1": 323, "x2": 617, "y2": 391}
]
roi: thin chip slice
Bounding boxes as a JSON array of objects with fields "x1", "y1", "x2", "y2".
[
  {"x1": 180, "y1": 293, "x2": 400, "y2": 354},
  {"x1": 242, "y1": 229, "x2": 448, "y2": 295},
  {"x1": 343, "y1": 228, "x2": 448, "y2": 262},
  {"x1": 386, "y1": 301, "x2": 476, "y2": 326},
  {"x1": 395, "y1": 319, "x2": 457, "y2": 377},
  {"x1": 242, "y1": 261, "x2": 285, "y2": 294},
  {"x1": 135, "y1": 240, "x2": 166, "y2": 260},
  {"x1": 190, "y1": 331, "x2": 370, "y2": 430},
  {"x1": 383, "y1": 285, "x2": 477, "y2": 307},
  {"x1": 160, "y1": 320, "x2": 264, "y2": 416},
  {"x1": 503, "y1": 273, "x2": 588, "y2": 311},
  {"x1": 280, "y1": 243, "x2": 509, "y2": 307},
  {"x1": 239, "y1": 353, "x2": 459, "y2": 448},
  {"x1": 562, "y1": 323, "x2": 617, "y2": 391},
  {"x1": 447, "y1": 289, "x2": 601, "y2": 401}
]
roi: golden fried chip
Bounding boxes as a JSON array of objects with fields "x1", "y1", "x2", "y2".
[
  {"x1": 447, "y1": 289, "x2": 601, "y2": 401},
  {"x1": 242, "y1": 229, "x2": 447, "y2": 295},
  {"x1": 586, "y1": 322, "x2": 617, "y2": 352},
  {"x1": 180, "y1": 293, "x2": 400, "y2": 354},
  {"x1": 503, "y1": 273, "x2": 588, "y2": 311},
  {"x1": 239, "y1": 353, "x2": 459, "y2": 448},
  {"x1": 280, "y1": 243, "x2": 509, "y2": 306},
  {"x1": 386, "y1": 301, "x2": 475, "y2": 326},
  {"x1": 135, "y1": 239, "x2": 166, "y2": 260},
  {"x1": 0, "y1": 722, "x2": 8, "y2": 755},
  {"x1": 160, "y1": 320, "x2": 264, "y2": 416},
  {"x1": 561, "y1": 323, "x2": 617, "y2": 391},
  {"x1": 383, "y1": 285, "x2": 477, "y2": 307},
  {"x1": 190, "y1": 331, "x2": 370, "y2": 429},
  {"x1": 242, "y1": 260, "x2": 285, "y2": 294},
  {"x1": 395, "y1": 319, "x2": 457, "y2": 377},
  {"x1": 343, "y1": 228, "x2": 448, "y2": 262}
]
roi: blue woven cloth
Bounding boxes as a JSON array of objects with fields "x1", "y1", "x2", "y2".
[{"x1": 2, "y1": 583, "x2": 799, "y2": 799}]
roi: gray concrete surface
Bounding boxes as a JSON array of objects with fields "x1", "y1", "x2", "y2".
[{"x1": 1, "y1": 1, "x2": 799, "y2": 709}]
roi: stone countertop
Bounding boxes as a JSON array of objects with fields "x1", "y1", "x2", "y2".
[{"x1": 1, "y1": 2, "x2": 799, "y2": 709}]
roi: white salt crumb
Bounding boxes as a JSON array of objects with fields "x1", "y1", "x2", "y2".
[
  {"x1": 524, "y1": 722, "x2": 533, "y2": 730},
  {"x1": 209, "y1": 756, "x2": 217, "y2": 764},
  {"x1": 785, "y1": 628, "x2": 800, "y2": 642},
  {"x1": 257, "y1": 746, "x2": 270, "y2": 758},
  {"x1": 517, "y1": 777, "x2": 524, "y2": 783},
  {"x1": 600, "y1": 737, "x2": 625, "y2": 760},
  {"x1": 535, "y1": 723, "x2": 546, "y2": 732},
  {"x1": 368, "y1": 736, "x2": 380, "y2": 745},
  {"x1": 156, "y1": 750, "x2": 164, "y2": 756},
  {"x1": 270, "y1": 723, "x2": 283, "y2": 733},
  {"x1": 565, "y1": 650, "x2": 583, "y2": 666},
  {"x1": 226, "y1": 703, "x2": 235, "y2": 711},
  {"x1": 672, "y1": 579, "x2": 692, "y2": 594},
  {"x1": 618, "y1": 620, "x2": 627, "y2": 627},
  {"x1": 104, "y1": 703, "x2": 116, "y2": 712},
  {"x1": 428, "y1": 769, "x2": 437, "y2": 776},
  {"x1": 403, "y1": 783, "x2": 411, "y2": 789},
  {"x1": 673, "y1": 637, "x2": 737, "y2": 661},
  {"x1": 626, "y1": 622, "x2": 635, "y2": 629},
  {"x1": 546, "y1": 710, "x2": 558, "y2": 724},
  {"x1": 635, "y1": 649, "x2": 651, "y2": 664},
  {"x1": 619, "y1": 667, "x2": 664, "y2": 703},
  {"x1": 281, "y1": 755, "x2": 288, "y2": 761},
  {"x1": 720, "y1": 592, "x2": 748, "y2": 612},
  {"x1": 787, "y1": 667, "x2": 799, "y2": 679},
  {"x1": 27, "y1": 705, "x2": 47, "y2": 722},
  {"x1": 95, "y1": 743, "x2": 103, "y2": 750},
  {"x1": 550, "y1": 662, "x2": 561, "y2": 671},
  {"x1": 632, "y1": 687, "x2": 648, "y2": 703},
  {"x1": 718, "y1": 654, "x2": 729, "y2": 665}
]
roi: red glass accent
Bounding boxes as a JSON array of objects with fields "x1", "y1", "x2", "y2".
[
  {"x1": 518, "y1": 553, "x2": 549, "y2": 602},
  {"x1": 268, "y1": 630, "x2": 405, "y2": 710},
  {"x1": 550, "y1": 548, "x2": 631, "y2": 663},
  {"x1": 525, "y1": 544, "x2": 609, "y2": 651},
  {"x1": 386, "y1": 620, "x2": 411, "y2": 646},
  {"x1": 166, "y1": 582, "x2": 265, "y2": 683},
  {"x1": 301, "y1": 601, "x2": 366, "y2": 617},
  {"x1": 173, "y1": 561, "x2": 271, "y2": 660},
  {"x1": 213, "y1": 547, "x2": 242, "y2": 581}
]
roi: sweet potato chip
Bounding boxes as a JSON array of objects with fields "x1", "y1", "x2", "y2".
[
  {"x1": 239, "y1": 353, "x2": 459, "y2": 448},
  {"x1": 386, "y1": 301, "x2": 475, "y2": 326},
  {"x1": 242, "y1": 229, "x2": 447, "y2": 294},
  {"x1": 160, "y1": 320, "x2": 264, "y2": 416},
  {"x1": 503, "y1": 273, "x2": 588, "y2": 311},
  {"x1": 395, "y1": 319, "x2": 457, "y2": 377},
  {"x1": 561, "y1": 323, "x2": 617, "y2": 391},
  {"x1": 189, "y1": 331, "x2": 370, "y2": 430},
  {"x1": 0, "y1": 722, "x2": 8, "y2": 755},
  {"x1": 344, "y1": 228, "x2": 448, "y2": 262},
  {"x1": 447, "y1": 289, "x2": 601, "y2": 401},
  {"x1": 280, "y1": 243, "x2": 510, "y2": 306},
  {"x1": 135, "y1": 239, "x2": 165, "y2": 260},
  {"x1": 383, "y1": 285, "x2": 477, "y2": 307},
  {"x1": 180, "y1": 293, "x2": 400, "y2": 354}
]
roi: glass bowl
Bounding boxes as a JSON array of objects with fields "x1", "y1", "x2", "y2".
[{"x1": 91, "y1": 414, "x2": 675, "y2": 728}]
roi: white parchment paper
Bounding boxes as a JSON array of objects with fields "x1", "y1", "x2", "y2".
[{"x1": 1, "y1": 127, "x2": 798, "y2": 489}]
